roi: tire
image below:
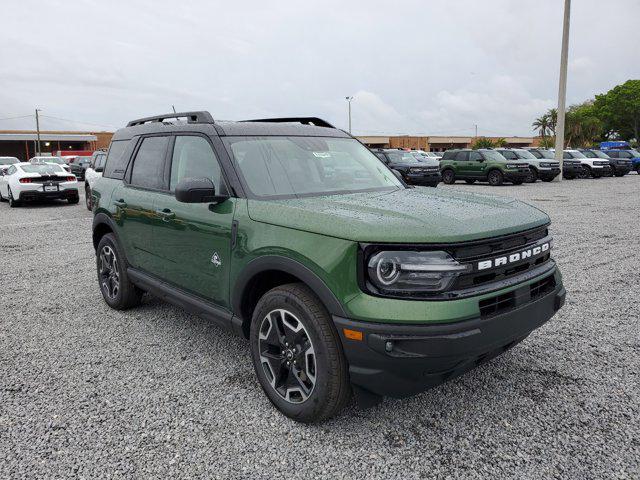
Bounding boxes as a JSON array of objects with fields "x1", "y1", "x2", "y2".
[
  {"x1": 636, "y1": 166, "x2": 640, "y2": 175},
  {"x1": 526, "y1": 167, "x2": 538, "y2": 183},
  {"x1": 442, "y1": 169, "x2": 455, "y2": 184},
  {"x1": 96, "y1": 233, "x2": 143, "y2": 310},
  {"x1": 615, "y1": 172, "x2": 625, "y2": 177},
  {"x1": 464, "y1": 179, "x2": 476, "y2": 184},
  {"x1": 0, "y1": 188, "x2": 6, "y2": 202},
  {"x1": 427, "y1": 182, "x2": 439, "y2": 188},
  {"x1": 249, "y1": 283, "x2": 351, "y2": 423},
  {"x1": 541, "y1": 177, "x2": 554, "y2": 182},
  {"x1": 85, "y1": 185, "x2": 92, "y2": 210},
  {"x1": 68, "y1": 196, "x2": 79, "y2": 205},
  {"x1": 578, "y1": 166, "x2": 591, "y2": 179},
  {"x1": 487, "y1": 169, "x2": 504, "y2": 186},
  {"x1": 8, "y1": 188, "x2": 20, "y2": 208}
]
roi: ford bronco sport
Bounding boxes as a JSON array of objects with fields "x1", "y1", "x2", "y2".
[
  {"x1": 440, "y1": 149, "x2": 530, "y2": 186},
  {"x1": 496, "y1": 148, "x2": 560, "y2": 183},
  {"x1": 91, "y1": 112, "x2": 565, "y2": 423}
]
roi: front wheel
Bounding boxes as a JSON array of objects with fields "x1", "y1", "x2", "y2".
[
  {"x1": 96, "y1": 233, "x2": 143, "y2": 310},
  {"x1": 526, "y1": 167, "x2": 538, "y2": 183},
  {"x1": 487, "y1": 170, "x2": 504, "y2": 186},
  {"x1": 250, "y1": 284, "x2": 351, "y2": 423},
  {"x1": 442, "y1": 169, "x2": 455, "y2": 184},
  {"x1": 578, "y1": 166, "x2": 591, "y2": 179}
]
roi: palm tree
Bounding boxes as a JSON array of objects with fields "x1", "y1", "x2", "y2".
[
  {"x1": 547, "y1": 108, "x2": 558, "y2": 135},
  {"x1": 532, "y1": 115, "x2": 550, "y2": 139}
]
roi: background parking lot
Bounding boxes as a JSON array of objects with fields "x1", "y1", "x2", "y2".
[{"x1": 1, "y1": 177, "x2": 638, "y2": 479}]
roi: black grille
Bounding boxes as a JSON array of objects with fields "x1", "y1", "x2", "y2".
[
  {"x1": 479, "y1": 291, "x2": 515, "y2": 317},
  {"x1": 451, "y1": 226, "x2": 552, "y2": 290},
  {"x1": 530, "y1": 275, "x2": 556, "y2": 300}
]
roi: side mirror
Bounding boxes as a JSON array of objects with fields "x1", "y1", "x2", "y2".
[
  {"x1": 175, "y1": 177, "x2": 228, "y2": 204},
  {"x1": 477, "y1": 158, "x2": 485, "y2": 162}
]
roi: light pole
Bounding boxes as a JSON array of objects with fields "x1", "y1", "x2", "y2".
[
  {"x1": 35, "y1": 108, "x2": 42, "y2": 156},
  {"x1": 553, "y1": 0, "x2": 571, "y2": 181},
  {"x1": 345, "y1": 96, "x2": 353, "y2": 134}
]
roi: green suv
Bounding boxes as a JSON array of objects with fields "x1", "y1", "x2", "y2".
[
  {"x1": 440, "y1": 149, "x2": 530, "y2": 186},
  {"x1": 91, "y1": 112, "x2": 565, "y2": 422}
]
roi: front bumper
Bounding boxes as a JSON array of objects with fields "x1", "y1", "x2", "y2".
[
  {"x1": 539, "y1": 167, "x2": 560, "y2": 180},
  {"x1": 404, "y1": 172, "x2": 441, "y2": 185},
  {"x1": 334, "y1": 275, "x2": 565, "y2": 399},
  {"x1": 503, "y1": 170, "x2": 529, "y2": 182},
  {"x1": 592, "y1": 165, "x2": 611, "y2": 176},
  {"x1": 562, "y1": 164, "x2": 581, "y2": 177}
]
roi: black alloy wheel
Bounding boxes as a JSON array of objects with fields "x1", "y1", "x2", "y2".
[
  {"x1": 442, "y1": 170, "x2": 455, "y2": 184},
  {"x1": 488, "y1": 170, "x2": 504, "y2": 186}
]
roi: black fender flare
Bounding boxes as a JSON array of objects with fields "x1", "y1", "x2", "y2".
[
  {"x1": 232, "y1": 255, "x2": 348, "y2": 321},
  {"x1": 92, "y1": 212, "x2": 123, "y2": 251}
]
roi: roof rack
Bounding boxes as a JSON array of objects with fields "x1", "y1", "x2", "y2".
[
  {"x1": 241, "y1": 117, "x2": 336, "y2": 129},
  {"x1": 126, "y1": 111, "x2": 215, "y2": 127}
]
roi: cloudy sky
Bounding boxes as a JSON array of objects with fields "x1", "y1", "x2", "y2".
[{"x1": 1, "y1": 0, "x2": 638, "y2": 136}]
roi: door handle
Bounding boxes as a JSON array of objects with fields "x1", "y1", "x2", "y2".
[
  {"x1": 113, "y1": 199, "x2": 127, "y2": 208},
  {"x1": 156, "y1": 208, "x2": 176, "y2": 221}
]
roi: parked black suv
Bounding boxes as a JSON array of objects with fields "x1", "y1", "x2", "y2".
[
  {"x1": 526, "y1": 148, "x2": 581, "y2": 180},
  {"x1": 372, "y1": 149, "x2": 440, "y2": 187},
  {"x1": 69, "y1": 156, "x2": 92, "y2": 180},
  {"x1": 585, "y1": 149, "x2": 632, "y2": 176}
]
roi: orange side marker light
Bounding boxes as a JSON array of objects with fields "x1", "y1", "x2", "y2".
[{"x1": 343, "y1": 328, "x2": 363, "y2": 341}]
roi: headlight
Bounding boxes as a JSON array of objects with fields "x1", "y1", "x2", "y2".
[
  {"x1": 367, "y1": 251, "x2": 470, "y2": 294},
  {"x1": 505, "y1": 163, "x2": 523, "y2": 169}
]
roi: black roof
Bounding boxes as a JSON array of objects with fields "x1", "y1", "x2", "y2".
[{"x1": 113, "y1": 111, "x2": 349, "y2": 141}]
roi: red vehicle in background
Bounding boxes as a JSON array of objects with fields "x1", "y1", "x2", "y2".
[{"x1": 56, "y1": 150, "x2": 93, "y2": 164}]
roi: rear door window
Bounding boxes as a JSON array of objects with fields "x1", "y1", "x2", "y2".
[
  {"x1": 468, "y1": 151, "x2": 482, "y2": 161},
  {"x1": 130, "y1": 136, "x2": 169, "y2": 190},
  {"x1": 104, "y1": 140, "x2": 133, "y2": 179},
  {"x1": 455, "y1": 151, "x2": 468, "y2": 161}
]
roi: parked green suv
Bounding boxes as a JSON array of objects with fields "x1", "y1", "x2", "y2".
[
  {"x1": 91, "y1": 112, "x2": 565, "y2": 422},
  {"x1": 440, "y1": 149, "x2": 530, "y2": 186}
]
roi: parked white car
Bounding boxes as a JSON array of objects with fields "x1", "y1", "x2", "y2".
[
  {"x1": 84, "y1": 151, "x2": 107, "y2": 210},
  {"x1": 0, "y1": 156, "x2": 20, "y2": 171},
  {"x1": 0, "y1": 162, "x2": 79, "y2": 207},
  {"x1": 563, "y1": 149, "x2": 611, "y2": 178},
  {"x1": 30, "y1": 156, "x2": 72, "y2": 173}
]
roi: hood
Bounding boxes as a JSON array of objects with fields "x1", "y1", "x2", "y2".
[{"x1": 247, "y1": 188, "x2": 549, "y2": 243}]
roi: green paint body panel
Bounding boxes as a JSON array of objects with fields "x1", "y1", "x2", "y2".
[
  {"x1": 440, "y1": 155, "x2": 529, "y2": 180},
  {"x1": 94, "y1": 173, "x2": 559, "y2": 327}
]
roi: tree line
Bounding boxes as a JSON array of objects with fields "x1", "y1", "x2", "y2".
[{"x1": 531, "y1": 79, "x2": 640, "y2": 148}]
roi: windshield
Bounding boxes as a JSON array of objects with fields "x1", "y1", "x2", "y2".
[
  {"x1": 481, "y1": 151, "x2": 508, "y2": 162},
  {"x1": 384, "y1": 151, "x2": 422, "y2": 164},
  {"x1": 226, "y1": 136, "x2": 403, "y2": 198},
  {"x1": 629, "y1": 149, "x2": 640, "y2": 157},
  {"x1": 514, "y1": 150, "x2": 536, "y2": 160},
  {"x1": 592, "y1": 150, "x2": 610, "y2": 159},
  {"x1": 569, "y1": 151, "x2": 586, "y2": 158},
  {"x1": 20, "y1": 164, "x2": 64, "y2": 174},
  {"x1": 0, "y1": 157, "x2": 19, "y2": 164},
  {"x1": 498, "y1": 150, "x2": 518, "y2": 160},
  {"x1": 538, "y1": 150, "x2": 555, "y2": 159},
  {"x1": 581, "y1": 150, "x2": 597, "y2": 158}
]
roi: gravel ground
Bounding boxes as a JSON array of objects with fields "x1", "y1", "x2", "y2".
[{"x1": 1, "y1": 175, "x2": 638, "y2": 479}]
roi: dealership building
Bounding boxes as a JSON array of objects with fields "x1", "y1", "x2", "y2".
[
  {"x1": 357, "y1": 135, "x2": 540, "y2": 151},
  {"x1": 0, "y1": 130, "x2": 114, "y2": 160}
]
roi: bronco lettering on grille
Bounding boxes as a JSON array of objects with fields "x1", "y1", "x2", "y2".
[{"x1": 477, "y1": 242, "x2": 550, "y2": 271}]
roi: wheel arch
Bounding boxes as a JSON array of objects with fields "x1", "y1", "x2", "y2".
[
  {"x1": 92, "y1": 212, "x2": 121, "y2": 251},
  {"x1": 232, "y1": 256, "x2": 347, "y2": 338}
]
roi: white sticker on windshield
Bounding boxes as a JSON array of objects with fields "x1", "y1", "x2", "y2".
[{"x1": 312, "y1": 152, "x2": 331, "y2": 158}]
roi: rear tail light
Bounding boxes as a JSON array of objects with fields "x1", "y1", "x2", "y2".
[
  {"x1": 66, "y1": 176, "x2": 76, "y2": 182},
  {"x1": 19, "y1": 178, "x2": 33, "y2": 183}
]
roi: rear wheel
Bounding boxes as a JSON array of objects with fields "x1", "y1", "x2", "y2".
[
  {"x1": 487, "y1": 169, "x2": 504, "y2": 186},
  {"x1": 8, "y1": 188, "x2": 20, "y2": 208},
  {"x1": 442, "y1": 169, "x2": 455, "y2": 184},
  {"x1": 464, "y1": 179, "x2": 476, "y2": 184},
  {"x1": 85, "y1": 185, "x2": 92, "y2": 210},
  {"x1": 96, "y1": 233, "x2": 143, "y2": 310},
  {"x1": 68, "y1": 196, "x2": 79, "y2": 205},
  {"x1": 526, "y1": 167, "x2": 538, "y2": 183},
  {"x1": 249, "y1": 283, "x2": 350, "y2": 423}
]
